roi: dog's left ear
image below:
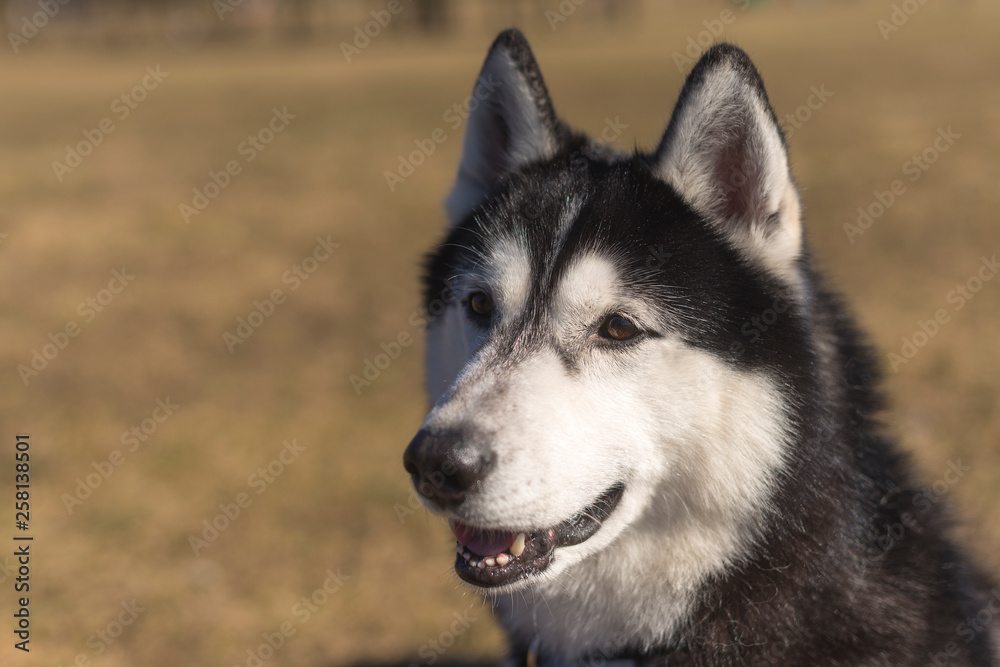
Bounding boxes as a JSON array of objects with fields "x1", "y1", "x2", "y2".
[
  {"x1": 445, "y1": 28, "x2": 567, "y2": 225},
  {"x1": 654, "y1": 44, "x2": 802, "y2": 280}
]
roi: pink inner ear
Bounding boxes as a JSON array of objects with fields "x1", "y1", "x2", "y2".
[{"x1": 713, "y1": 127, "x2": 763, "y2": 224}]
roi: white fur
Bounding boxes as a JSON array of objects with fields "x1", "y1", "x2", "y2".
[
  {"x1": 420, "y1": 250, "x2": 793, "y2": 656},
  {"x1": 484, "y1": 234, "x2": 534, "y2": 323},
  {"x1": 425, "y1": 233, "x2": 533, "y2": 403},
  {"x1": 492, "y1": 348, "x2": 791, "y2": 656}
]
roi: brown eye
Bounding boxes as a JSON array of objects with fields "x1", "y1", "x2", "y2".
[
  {"x1": 468, "y1": 291, "x2": 493, "y2": 318},
  {"x1": 600, "y1": 315, "x2": 639, "y2": 341}
]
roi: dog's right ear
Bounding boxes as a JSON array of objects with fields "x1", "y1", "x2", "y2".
[
  {"x1": 653, "y1": 44, "x2": 802, "y2": 283},
  {"x1": 445, "y1": 28, "x2": 565, "y2": 225}
]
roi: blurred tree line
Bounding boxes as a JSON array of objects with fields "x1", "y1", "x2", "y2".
[{"x1": 1, "y1": 0, "x2": 644, "y2": 50}]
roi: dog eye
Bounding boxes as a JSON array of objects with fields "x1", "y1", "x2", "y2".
[
  {"x1": 467, "y1": 291, "x2": 494, "y2": 318},
  {"x1": 599, "y1": 315, "x2": 640, "y2": 341}
]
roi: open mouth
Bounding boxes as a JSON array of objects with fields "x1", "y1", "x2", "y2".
[{"x1": 449, "y1": 482, "x2": 625, "y2": 588}]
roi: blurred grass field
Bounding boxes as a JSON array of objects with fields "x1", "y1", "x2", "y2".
[{"x1": 0, "y1": 1, "x2": 999, "y2": 665}]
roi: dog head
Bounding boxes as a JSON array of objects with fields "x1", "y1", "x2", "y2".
[{"x1": 405, "y1": 29, "x2": 806, "y2": 596}]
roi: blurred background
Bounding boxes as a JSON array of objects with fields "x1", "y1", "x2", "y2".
[{"x1": 0, "y1": 0, "x2": 998, "y2": 665}]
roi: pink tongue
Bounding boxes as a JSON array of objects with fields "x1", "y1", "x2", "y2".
[{"x1": 450, "y1": 521, "x2": 517, "y2": 557}]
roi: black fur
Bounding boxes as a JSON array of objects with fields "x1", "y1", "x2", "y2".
[{"x1": 419, "y1": 29, "x2": 998, "y2": 665}]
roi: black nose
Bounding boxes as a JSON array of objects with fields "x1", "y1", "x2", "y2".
[{"x1": 403, "y1": 428, "x2": 494, "y2": 508}]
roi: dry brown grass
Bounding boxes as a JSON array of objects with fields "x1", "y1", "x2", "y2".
[{"x1": 0, "y1": 1, "x2": 998, "y2": 665}]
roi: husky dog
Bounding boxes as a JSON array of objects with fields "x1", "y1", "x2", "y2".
[{"x1": 403, "y1": 29, "x2": 999, "y2": 665}]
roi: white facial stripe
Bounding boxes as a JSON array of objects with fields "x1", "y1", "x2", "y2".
[
  {"x1": 551, "y1": 252, "x2": 664, "y2": 336},
  {"x1": 482, "y1": 235, "x2": 532, "y2": 321},
  {"x1": 552, "y1": 253, "x2": 620, "y2": 330},
  {"x1": 548, "y1": 194, "x2": 585, "y2": 271}
]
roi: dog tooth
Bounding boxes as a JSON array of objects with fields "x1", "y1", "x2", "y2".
[
  {"x1": 510, "y1": 533, "x2": 526, "y2": 557},
  {"x1": 463, "y1": 551, "x2": 472, "y2": 561},
  {"x1": 495, "y1": 553, "x2": 509, "y2": 566},
  {"x1": 484, "y1": 557, "x2": 496, "y2": 567},
  {"x1": 476, "y1": 560, "x2": 486, "y2": 569}
]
